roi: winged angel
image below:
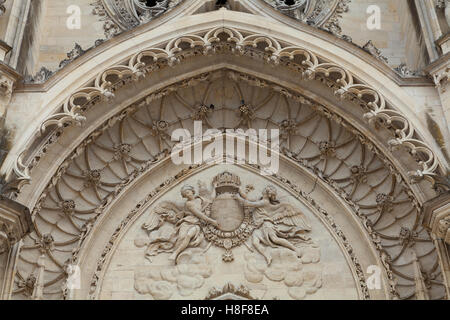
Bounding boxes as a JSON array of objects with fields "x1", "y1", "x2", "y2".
[
  {"x1": 235, "y1": 185, "x2": 312, "y2": 265},
  {"x1": 137, "y1": 180, "x2": 313, "y2": 266},
  {"x1": 136, "y1": 182, "x2": 218, "y2": 264}
]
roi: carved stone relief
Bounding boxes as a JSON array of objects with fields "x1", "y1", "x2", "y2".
[
  {"x1": 264, "y1": 0, "x2": 350, "y2": 35},
  {"x1": 103, "y1": 166, "x2": 359, "y2": 300},
  {"x1": 136, "y1": 172, "x2": 317, "y2": 264},
  {"x1": 11, "y1": 71, "x2": 446, "y2": 299},
  {"x1": 91, "y1": 0, "x2": 183, "y2": 39}
]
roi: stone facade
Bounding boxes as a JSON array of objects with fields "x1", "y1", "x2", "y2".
[{"x1": 0, "y1": 0, "x2": 449, "y2": 300}]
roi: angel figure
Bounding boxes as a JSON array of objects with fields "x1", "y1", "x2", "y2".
[
  {"x1": 140, "y1": 184, "x2": 219, "y2": 264},
  {"x1": 235, "y1": 185, "x2": 311, "y2": 265}
]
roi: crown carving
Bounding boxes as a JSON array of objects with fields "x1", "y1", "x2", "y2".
[{"x1": 212, "y1": 172, "x2": 241, "y2": 194}]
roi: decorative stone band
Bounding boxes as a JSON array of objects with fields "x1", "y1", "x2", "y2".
[{"x1": 8, "y1": 26, "x2": 443, "y2": 195}]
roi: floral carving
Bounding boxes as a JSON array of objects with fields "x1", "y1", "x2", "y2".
[
  {"x1": 349, "y1": 165, "x2": 368, "y2": 184},
  {"x1": 60, "y1": 200, "x2": 76, "y2": 216},
  {"x1": 59, "y1": 43, "x2": 87, "y2": 69},
  {"x1": 318, "y1": 141, "x2": 337, "y2": 159},
  {"x1": 113, "y1": 143, "x2": 132, "y2": 161},
  {"x1": 375, "y1": 193, "x2": 394, "y2": 214},
  {"x1": 192, "y1": 104, "x2": 213, "y2": 121},
  {"x1": 83, "y1": 169, "x2": 102, "y2": 187},
  {"x1": 362, "y1": 40, "x2": 388, "y2": 63}
]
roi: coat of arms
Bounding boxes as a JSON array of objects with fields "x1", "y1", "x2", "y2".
[{"x1": 136, "y1": 172, "x2": 313, "y2": 264}]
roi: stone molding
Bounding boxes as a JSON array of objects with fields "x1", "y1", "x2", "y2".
[
  {"x1": 12, "y1": 70, "x2": 445, "y2": 300},
  {"x1": 13, "y1": 2, "x2": 434, "y2": 91},
  {"x1": 0, "y1": 196, "x2": 32, "y2": 254},
  {"x1": 423, "y1": 192, "x2": 450, "y2": 244},
  {"x1": 5, "y1": 26, "x2": 444, "y2": 197}
]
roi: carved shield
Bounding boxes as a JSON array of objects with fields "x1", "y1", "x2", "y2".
[{"x1": 210, "y1": 193, "x2": 245, "y2": 232}]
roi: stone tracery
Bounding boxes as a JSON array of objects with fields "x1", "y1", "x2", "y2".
[
  {"x1": 264, "y1": 0, "x2": 351, "y2": 35},
  {"x1": 6, "y1": 26, "x2": 444, "y2": 200},
  {"x1": 91, "y1": 0, "x2": 183, "y2": 39},
  {"x1": 11, "y1": 70, "x2": 446, "y2": 300}
]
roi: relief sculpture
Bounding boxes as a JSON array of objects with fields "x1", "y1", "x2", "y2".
[{"x1": 134, "y1": 171, "x2": 322, "y2": 299}]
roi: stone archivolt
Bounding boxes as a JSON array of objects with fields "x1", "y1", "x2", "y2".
[
  {"x1": 10, "y1": 70, "x2": 446, "y2": 300},
  {"x1": 8, "y1": 26, "x2": 444, "y2": 201}
]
